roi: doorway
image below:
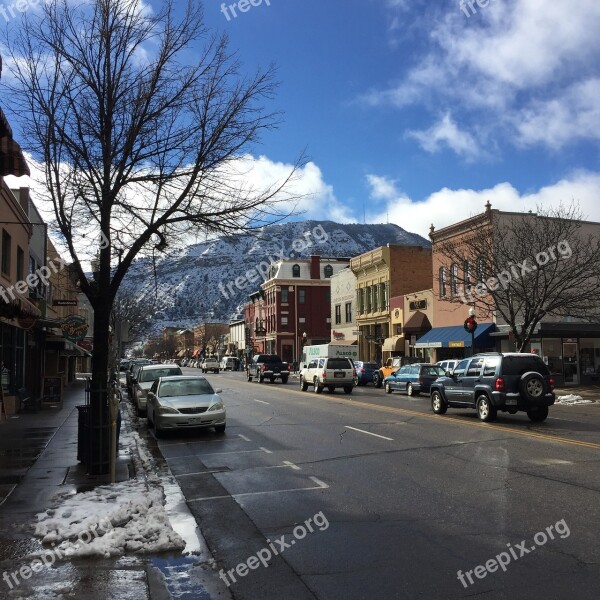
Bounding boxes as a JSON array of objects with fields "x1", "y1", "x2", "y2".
[{"x1": 562, "y1": 342, "x2": 579, "y2": 385}]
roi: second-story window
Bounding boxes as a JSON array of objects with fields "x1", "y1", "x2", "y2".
[
  {"x1": 292, "y1": 264, "x2": 300, "y2": 278},
  {"x1": 345, "y1": 302, "x2": 352, "y2": 322},
  {"x1": 16, "y1": 247, "x2": 24, "y2": 282},
  {"x1": 335, "y1": 304, "x2": 341, "y2": 324},
  {"x1": 281, "y1": 288, "x2": 288, "y2": 303},
  {"x1": 450, "y1": 263, "x2": 458, "y2": 296},
  {"x1": 324, "y1": 265, "x2": 333, "y2": 278},
  {"x1": 1, "y1": 230, "x2": 11, "y2": 276},
  {"x1": 299, "y1": 289, "x2": 306, "y2": 304},
  {"x1": 439, "y1": 266, "x2": 447, "y2": 298}
]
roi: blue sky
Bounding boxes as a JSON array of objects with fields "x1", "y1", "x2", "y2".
[
  {"x1": 5, "y1": 0, "x2": 600, "y2": 239},
  {"x1": 198, "y1": 0, "x2": 600, "y2": 236}
]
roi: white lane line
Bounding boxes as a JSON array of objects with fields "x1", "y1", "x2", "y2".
[
  {"x1": 176, "y1": 470, "x2": 226, "y2": 477},
  {"x1": 188, "y1": 476, "x2": 329, "y2": 502},
  {"x1": 254, "y1": 399, "x2": 270, "y2": 405},
  {"x1": 262, "y1": 460, "x2": 301, "y2": 471},
  {"x1": 344, "y1": 425, "x2": 394, "y2": 441},
  {"x1": 157, "y1": 439, "x2": 227, "y2": 447},
  {"x1": 238, "y1": 434, "x2": 252, "y2": 441}
]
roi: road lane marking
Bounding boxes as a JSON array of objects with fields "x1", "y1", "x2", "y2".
[
  {"x1": 188, "y1": 476, "x2": 329, "y2": 502},
  {"x1": 344, "y1": 426, "x2": 394, "y2": 441},
  {"x1": 254, "y1": 399, "x2": 270, "y2": 405},
  {"x1": 243, "y1": 382, "x2": 600, "y2": 451},
  {"x1": 238, "y1": 434, "x2": 251, "y2": 441},
  {"x1": 165, "y1": 447, "x2": 272, "y2": 460}
]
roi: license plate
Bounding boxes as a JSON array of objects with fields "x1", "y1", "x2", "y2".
[
  {"x1": 334, "y1": 372, "x2": 345, "y2": 378},
  {"x1": 189, "y1": 417, "x2": 204, "y2": 424},
  {"x1": 505, "y1": 398, "x2": 517, "y2": 405}
]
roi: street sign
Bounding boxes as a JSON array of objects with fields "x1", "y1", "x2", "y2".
[
  {"x1": 53, "y1": 299, "x2": 78, "y2": 306},
  {"x1": 365, "y1": 335, "x2": 375, "y2": 340}
]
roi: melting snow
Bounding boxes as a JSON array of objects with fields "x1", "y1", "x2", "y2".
[{"x1": 556, "y1": 395, "x2": 594, "y2": 405}]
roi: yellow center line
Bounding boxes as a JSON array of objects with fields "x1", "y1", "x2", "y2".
[{"x1": 239, "y1": 379, "x2": 600, "y2": 451}]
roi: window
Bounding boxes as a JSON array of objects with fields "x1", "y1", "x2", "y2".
[
  {"x1": 16, "y1": 247, "x2": 24, "y2": 281},
  {"x1": 324, "y1": 265, "x2": 333, "y2": 278},
  {"x1": 292, "y1": 264, "x2": 301, "y2": 278},
  {"x1": 345, "y1": 302, "x2": 352, "y2": 322},
  {"x1": 1, "y1": 230, "x2": 11, "y2": 276},
  {"x1": 453, "y1": 359, "x2": 469, "y2": 377},
  {"x1": 439, "y1": 266, "x2": 447, "y2": 297},
  {"x1": 373, "y1": 285, "x2": 379, "y2": 311},
  {"x1": 335, "y1": 304, "x2": 341, "y2": 324},
  {"x1": 281, "y1": 288, "x2": 288, "y2": 303},
  {"x1": 379, "y1": 283, "x2": 387, "y2": 311},
  {"x1": 366, "y1": 287, "x2": 372, "y2": 312},
  {"x1": 299, "y1": 289, "x2": 305, "y2": 304},
  {"x1": 476, "y1": 256, "x2": 486, "y2": 283},
  {"x1": 463, "y1": 260, "x2": 471, "y2": 287},
  {"x1": 281, "y1": 316, "x2": 288, "y2": 327},
  {"x1": 450, "y1": 263, "x2": 458, "y2": 296},
  {"x1": 483, "y1": 358, "x2": 500, "y2": 376},
  {"x1": 467, "y1": 358, "x2": 484, "y2": 376}
]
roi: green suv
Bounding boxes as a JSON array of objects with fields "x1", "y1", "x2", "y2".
[{"x1": 430, "y1": 353, "x2": 555, "y2": 422}]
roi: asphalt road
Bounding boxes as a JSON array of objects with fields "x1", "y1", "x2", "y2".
[{"x1": 148, "y1": 367, "x2": 600, "y2": 600}]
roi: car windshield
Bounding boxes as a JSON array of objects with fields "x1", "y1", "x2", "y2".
[
  {"x1": 159, "y1": 379, "x2": 214, "y2": 397},
  {"x1": 140, "y1": 367, "x2": 181, "y2": 382},
  {"x1": 422, "y1": 366, "x2": 446, "y2": 377}
]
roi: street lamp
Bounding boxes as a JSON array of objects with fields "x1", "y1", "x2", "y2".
[{"x1": 464, "y1": 307, "x2": 478, "y2": 357}]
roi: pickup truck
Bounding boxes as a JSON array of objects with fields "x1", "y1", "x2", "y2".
[
  {"x1": 247, "y1": 354, "x2": 291, "y2": 384},
  {"x1": 373, "y1": 356, "x2": 422, "y2": 388}
]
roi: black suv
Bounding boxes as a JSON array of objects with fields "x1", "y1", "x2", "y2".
[{"x1": 430, "y1": 353, "x2": 555, "y2": 422}]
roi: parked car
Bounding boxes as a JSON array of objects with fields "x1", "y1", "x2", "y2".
[
  {"x1": 221, "y1": 357, "x2": 239, "y2": 371},
  {"x1": 436, "y1": 359, "x2": 460, "y2": 373},
  {"x1": 126, "y1": 359, "x2": 152, "y2": 396},
  {"x1": 200, "y1": 357, "x2": 220, "y2": 373},
  {"x1": 119, "y1": 358, "x2": 130, "y2": 372},
  {"x1": 146, "y1": 375, "x2": 226, "y2": 437},
  {"x1": 373, "y1": 356, "x2": 423, "y2": 388},
  {"x1": 132, "y1": 364, "x2": 183, "y2": 415},
  {"x1": 430, "y1": 352, "x2": 555, "y2": 422},
  {"x1": 248, "y1": 354, "x2": 290, "y2": 384},
  {"x1": 300, "y1": 357, "x2": 356, "y2": 394},
  {"x1": 353, "y1": 361, "x2": 379, "y2": 386},
  {"x1": 384, "y1": 363, "x2": 446, "y2": 396}
]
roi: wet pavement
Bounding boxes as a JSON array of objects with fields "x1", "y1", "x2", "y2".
[{"x1": 0, "y1": 377, "x2": 232, "y2": 600}]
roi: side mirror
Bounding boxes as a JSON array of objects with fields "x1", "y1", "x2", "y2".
[
  {"x1": 131, "y1": 377, "x2": 138, "y2": 384},
  {"x1": 215, "y1": 388, "x2": 223, "y2": 394},
  {"x1": 445, "y1": 370, "x2": 452, "y2": 377}
]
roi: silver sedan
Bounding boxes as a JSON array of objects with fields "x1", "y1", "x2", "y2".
[{"x1": 147, "y1": 376, "x2": 226, "y2": 437}]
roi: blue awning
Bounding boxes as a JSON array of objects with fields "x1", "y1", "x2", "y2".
[{"x1": 414, "y1": 323, "x2": 496, "y2": 349}]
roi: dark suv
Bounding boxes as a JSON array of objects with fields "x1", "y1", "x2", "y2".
[{"x1": 430, "y1": 353, "x2": 555, "y2": 422}]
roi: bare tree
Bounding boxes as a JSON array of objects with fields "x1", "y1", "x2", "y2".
[
  {"x1": 5, "y1": 0, "x2": 301, "y2": 471},
  {"x1": 111, "y1": 287, "x2": 158, "y2": 346},
  {"x1": 433, "y1": 202, "x2": 600, "y2": 351}
]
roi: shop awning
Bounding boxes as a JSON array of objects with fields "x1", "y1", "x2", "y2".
[
  {"x1": 177, "y1": 349, "x2": 186, "y2": 357},
  {"x1": 0, "y1": 284, "x2": 42, "y2": 320},
  {"x1": 402, "y1": 311, "x2": 431, "y2": 334},
  {"x1": 382, "y1": 335, "x2": 404, "y2": 352},
  {"x1": 414, "y1": 323, "x2": 496, "y2": 349},
  {"x1": 192, "y1": 349, "x2": 200, "y2": 357},
  {"x1": 46, "y1": 335, "x2": 92, "y2": 357}
]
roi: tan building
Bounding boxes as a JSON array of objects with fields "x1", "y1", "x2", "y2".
[
  {"x1": 402, "y1": 289, "x2": 434, "y2": 360},
  {"x1": 193, "y1": 322, "x2": 229, "y2": 357},
  {"x1": 351, "y1": 244, "x2": 432, "y2": 362},
  {"x1": 330, "y1": 267, "x2": 357, "y2": 344}
]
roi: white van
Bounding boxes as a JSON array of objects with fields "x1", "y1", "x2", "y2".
[{"x1": 220, "y1": 357, "x2": 240, "y2": 371}]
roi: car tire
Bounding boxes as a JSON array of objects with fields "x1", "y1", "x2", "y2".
[
  {"x1": 216, "y1": 369, "x2": 220, "y2": 374},
  {"x1": 327, "y1": 386, "x2": 335, "y2": 393},
  {"x1": 314, "y1": 378, "x2": 323, "y2": 394},
  {"x1": 281, "y1": 376, "x2": 288, "y2": 384},
  {"x1": 519, "y1": 372, "x2": 547, "y2": 402},
  {"x1": 343, "y1": 385, "x2": 352, "y2": 394},
  {"x1": 527, "y1": 406, "x2": 549, "y2": 422},
  {"x1": 373, "y1": 372, "x2": 382, "y2": 388},
  {"x1": 247, "y1": 372, "x2": 253, "y2": 382},
  {"x1": 258, "y1": 373, "x2": 264, "y2": 383},
  {"x1": 385, "y1": 382, "x2": 392, "y2": 394},
  {"x1": 153, "y1": 419, "x2": 162, "y2": 439},
  {"x1": 300, "y1": 376, "x2": 308, "y2": 391},
  {"x1": 214, "y1": 424, "x2": 226, "y2": 434},
  {"x1": 476, "y1": 394, "x2": 497, "y2": 422},
  {"x1": 406, "y1": 383, "x2": 414, "y2": 396},
  {"x1": 353, "y1": 376, "x2": 359, "y2": 386},
  {"x1": 431, "y1": 391, "x2": 447, "y2": 414}
]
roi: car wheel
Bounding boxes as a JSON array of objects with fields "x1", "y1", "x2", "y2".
[
  {"x1": 527, "y1": 406, "x2": 549, "y2": 422},
  {"x1": 153, "y1": 419, "x2": 162, "y2": 439},
  {"x1": 373, "y1": 373, "x2": 382, "y2": 388},
  {"x1": 520, "y1": 372, "x2": 546, "y2": 401},
  {"x1": 270, "y1": 376, "x2": 275, "y2": 383},
  {"x1": 147, "y1": 407, "x2": 153, "y2": 426},
  {"x1": 431, "y1": 391, "x2": 447, "y2": 414},
  {"x1": 216, "y1": 369, "x2": 220, "y2": 374},
  {"x1": 353, "y1": 376, "x2": 359, "y2": 386},
  {"x1": 327, "y1": 386, "x2": 335, "y2": 393},
  {"x1": 281, "y1": 376, "x2": 288, "y2": 384},
  {"x1": 343, "y1": 385, "x2": 352, "y2": 394},
  {"x1": 247, "y1": 371, "x2": 253, "y2": 382},
  {"x1": 314, "y1": 378, "x2": 323, "y2": 394},
  {"x1": 258, "y1": 372, "x2": 264, "y2": 383},
  {"x1": 300, "y1": 376, "x2": 308, "y2": 391},
  {"x1": 476, "y1": 395, "x2": 497, "y2": 422},
  {"x1": 406, "y1": 383, "x2": 414, "y2": 396},
  {"x1": 385, "y1": 382, "x2": 392, "y2": 394},
  {"x1": 214, "y1": 424, "x2": 226, "y2": 434}
]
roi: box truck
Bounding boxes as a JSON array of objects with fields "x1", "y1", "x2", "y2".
[{"x1": 300, "y1": 344, "x2": 359, "y2": 368}]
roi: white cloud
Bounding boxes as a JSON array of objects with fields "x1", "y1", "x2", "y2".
[
  {"x1": 406, "y1": 113, "x2": 481, "y2": 160},
  {"x1": 366, "y1": 171, "x2": 600, "y2": 238},
  {"x1": 365, "y1": 0, "x2": 600, "y2": 155}
]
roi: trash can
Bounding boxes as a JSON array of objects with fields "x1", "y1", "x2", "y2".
[{"x1": 76, "y1": 405, "x2": 89, "y2": 463}]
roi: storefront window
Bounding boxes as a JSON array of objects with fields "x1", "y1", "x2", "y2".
[
  {"x1": 580, "y1": 339, "x2": 600, "y2": 383},
  {"x1": 542, "y1": 338, "x2": 563, "y2": 381}
]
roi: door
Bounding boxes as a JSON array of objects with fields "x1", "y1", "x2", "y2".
[
  {"x1": 461, "y1": 357, "x2": 485, "y2": 405},
  {"x1": 562, "y1": 342, "x2": 579, "y2": 385},
  {"x1": 444, "y1": 358, "x2": 469, "y2": 403}
]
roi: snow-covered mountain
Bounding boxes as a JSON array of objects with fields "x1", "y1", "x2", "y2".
[{"x1": 122, "y1": 221, "x2": 430, "y2": 334}]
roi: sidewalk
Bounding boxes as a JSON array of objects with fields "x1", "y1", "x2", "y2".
[{"x1": 0, "y1": 377, "x2": 229, "y2": 599}]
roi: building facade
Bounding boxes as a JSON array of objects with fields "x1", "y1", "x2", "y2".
[{"x1": 330, "y1": 267, "x2": 357, "y2": 344}]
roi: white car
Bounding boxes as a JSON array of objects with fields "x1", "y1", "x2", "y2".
[
  {"x1": 300, "y1": 357, "x2": 355, "y2": 394},
  {"x1": 132, "y1": 364, "x2": 183, "y2": 416},
  {"x1": 201, "y1": 357, "x2": 220, "y2": 373},
  {"x1": 436, "y1": 359, "x2": 459, "y2": 374}
]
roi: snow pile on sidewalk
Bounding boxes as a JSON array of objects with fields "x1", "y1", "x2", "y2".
[
  {"x1": 33, "y1": 479, "x2": 185, "y2": 558},
  {"x1": 555, "y1": 395, "x2": 594, "y2": 405}
]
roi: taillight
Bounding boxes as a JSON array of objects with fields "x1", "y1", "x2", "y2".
[
  {"x1": 360, "y1": 368, "x2": 365, "y2": 373},
  {"x1": 322, "y1": 371, "x2": 327, "y2": 380},
  {"x1": 288, "y1": 364, "x2": 292, "y2": 371},
  {"x1": 549, "y1": 378, "x2": 555, "y2": 391},
  {"x1": 261, "y1": 365, "x2": 267, "y2": 371},
  {"x1": 495, "y1": 377, "x2": 505, "y2": 391},
  {"x1": 353, "y1": 369, "x2": 357, "y2": 377}
]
